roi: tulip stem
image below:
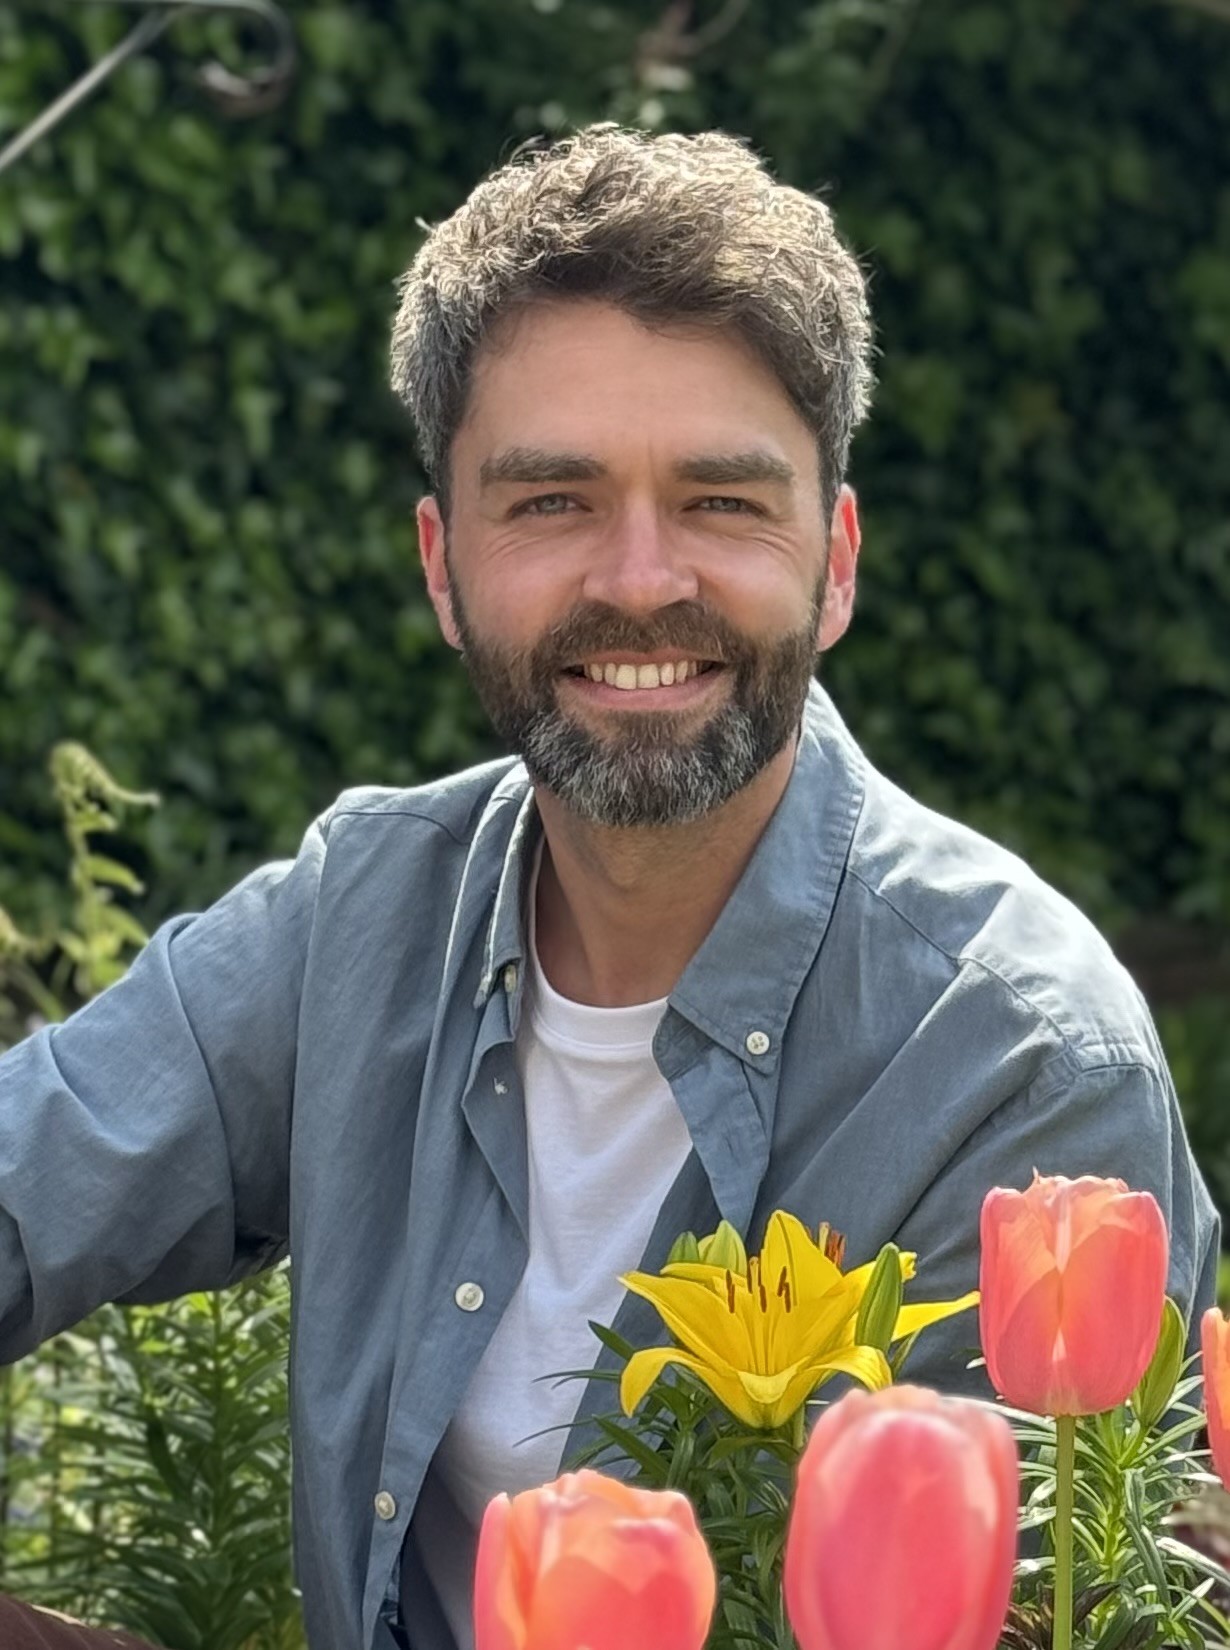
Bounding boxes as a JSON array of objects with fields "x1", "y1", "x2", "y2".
[{"x1": 1052, "y1": 1413, "x2": 1076, "y2": 1650}]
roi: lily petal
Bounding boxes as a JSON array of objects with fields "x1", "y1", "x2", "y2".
[
  {"x1": 620, "y1": 1346, "x2": 720, "y2": 1417},
  {"x1": 620, "y1": 1270, "x2": 753, "y2": 1369},
  {"x1": 845, "y1": 1249, "x2": 917, "y2": 1294},
  {"x1": 892, "y1": 1290, "x2": 981, "y2": 1341},
  {"x1": 761, "y1": 1211, "x2": 846, "y2": 1302}
]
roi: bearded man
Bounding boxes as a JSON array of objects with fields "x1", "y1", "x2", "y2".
[{"x1": 0, "y1": 123, "x2": 1219, "y2": 1650}]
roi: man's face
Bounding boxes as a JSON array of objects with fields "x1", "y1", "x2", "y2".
[{"x1": 417, "y1": 300, "x2": 859, "y2": 827}]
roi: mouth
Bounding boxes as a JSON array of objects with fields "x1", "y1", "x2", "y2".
[{"x1": 561, "y1": 658, "x2": 723, "y2": 692}]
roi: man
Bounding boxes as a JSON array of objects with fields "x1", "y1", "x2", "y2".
[{"x1": 0, "y1": 123, "x2": 1219, "y2": 1650}]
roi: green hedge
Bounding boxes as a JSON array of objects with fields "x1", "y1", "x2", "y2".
[{"x1": 1, "y1": 0, "x2": 1229, "y2": 935}]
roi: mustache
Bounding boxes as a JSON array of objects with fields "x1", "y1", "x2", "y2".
[{"x1": 530, "y1": 602, "x2": 755, "y2": 673}]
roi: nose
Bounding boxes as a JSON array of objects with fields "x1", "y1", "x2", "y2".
[{"x1": 580, "y1": 505, "x2": 700, "y2": 615}]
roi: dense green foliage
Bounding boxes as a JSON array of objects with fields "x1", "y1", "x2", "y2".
[
  {"x1": 0, "y1": 763, "x2": 300, "y2": 1645},
  {"x1": 1, "y1": 0, "x2": 1228, "y2": 936}
]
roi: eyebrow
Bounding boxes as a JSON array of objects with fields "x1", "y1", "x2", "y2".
[{"x1": 477, "y1": 445, "x2": 797, "y2": 490}]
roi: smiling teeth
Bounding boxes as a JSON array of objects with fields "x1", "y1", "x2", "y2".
[{"x1": 584, "y1": 661, "x2": 697, "y2": 689}]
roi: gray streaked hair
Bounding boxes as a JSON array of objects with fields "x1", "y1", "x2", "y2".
[{"x1": 390, "y1": 122, "x2": 875, "y2": 522}]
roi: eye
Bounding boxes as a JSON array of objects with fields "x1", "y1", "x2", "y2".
[
  {"x1": 510, "y1": 493, "x2": 578, "y2": 517},
  {"x1": 696, "y1": 496, "x2": 763, "y2": 515}
]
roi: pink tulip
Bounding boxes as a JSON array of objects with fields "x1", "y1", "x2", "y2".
[
  {"x1": 979, "y1": 1171, "x2": 1168, "y2": 1415},
  {"x1": 784, "y1": 1384, "x2": 1018, "y2": 1650},
  {"x1": 1202, "y1": 1308, "x2": 1230, "y2": 1490},
  {"x1": 473, "y1": 1468, "x2": 716, "y2": 1650}
]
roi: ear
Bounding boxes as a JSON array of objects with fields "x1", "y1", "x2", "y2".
[
  {"x1": 417, "y1": 495, "x2": 463, "y2": 651},
  {"x1": 816, "y1": 485, "x2": 861, "y2": 653}
]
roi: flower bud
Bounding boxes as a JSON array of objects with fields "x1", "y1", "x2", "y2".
[
  {"x1": 854, "y1": 1242, "x2": 904, "y2": 1353},
  {"x1": 475, "y1": 1470, "x2": 716, "y2": 1650},
  {"x1": 697, "y1": 1220, "x2": 747, "y2": 1275},
  {"x1": 785, "y1": 1385, "x2": 1018, "y2": 1650},
  {"x1": 1201, "y1": 1308, "x2": 1230, "y2": 1491},
  {"x1": 666, "y1": 1230, "x2": 702, "y2": 1267},
  {"x1": 1132, "y1": 1296, "x2": 1186, "y2": 1431},
  {"x1": 979, "y1": 1172, "x2": 1168, "y2": 1415}
]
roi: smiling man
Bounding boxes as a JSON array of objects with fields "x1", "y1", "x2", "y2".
[{"x1": 0, "y1": 124, "x2": 1219, "y2": 1650}]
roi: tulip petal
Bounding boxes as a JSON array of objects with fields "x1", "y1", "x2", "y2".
[
  {"x1": 533, "y1": 1542, "x2": 713, "y2": 1650},
  {"x1": 1202, "y1": 1309, "x2": 1230, "y2": 1490},
  {"x1": 785, "y1": 1388, "x2": 1017, "y2": 1650},
  {"x1": 482, "y1": 1476, "x2": 716, "y2": 1650},
  {"x1": 474, "y1": 1494, "x2": 526, "y2": 1650},
  {"x1": 1050, "y1": 1199, "x2": 1168, "y2": 1412},
  {"x1": 980, "y1": 1175, "x2": 1169, "y2": 1415}
]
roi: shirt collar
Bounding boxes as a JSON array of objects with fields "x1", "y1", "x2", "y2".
[
  {"x1": 474, "y1": 680, "x2": 866, "y2": 1051},
  {"x1": 668, "y1": 680, "x2": 866, "y2": 1070},
  {"x1": 474, "y1": 773, "x2": 540, "y2": 1010}
]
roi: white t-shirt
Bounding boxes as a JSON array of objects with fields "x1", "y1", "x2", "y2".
[{"x1": 415, "y1": 856, "x2": 693, "y2": 1649}]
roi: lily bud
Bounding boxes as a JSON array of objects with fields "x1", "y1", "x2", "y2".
[
  {"x1": 698, "y1": 1220, "x2": 747, "y2": 1275},
  {"x1": 1132, "y1": 1296, "x2": 1186, "y2": 1431},
  {"x1": 854, "y1": 1243, "x2": 904, "y2": 1353},
  {"x1": 666, "y1": 1230, "x2": 702, "y2": 1267}
]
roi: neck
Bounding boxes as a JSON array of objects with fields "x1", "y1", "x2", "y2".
[{"x1": 532, "y1": 738, "x2": 798, "y2": 1007}]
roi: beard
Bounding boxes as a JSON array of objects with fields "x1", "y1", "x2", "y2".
[{"x1": 448, "y1": 575, "x2": 826, "y2": 828}]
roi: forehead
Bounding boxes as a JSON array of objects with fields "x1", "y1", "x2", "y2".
[{"x1": 456, "y1": 299, "x2": 812, "y2": 458}]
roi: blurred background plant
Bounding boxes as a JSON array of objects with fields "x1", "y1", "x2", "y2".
[
  {"x1": 1, "y1": 0, "x2": 1228, "y2": 1638},
  {"x1": 0, "y1": 757, "x2": 301, "y2": 1647}
]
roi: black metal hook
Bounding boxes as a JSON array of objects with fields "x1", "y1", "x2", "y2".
[{"x1": 0, "y1": 0, "x2": 297, "y2": 178}]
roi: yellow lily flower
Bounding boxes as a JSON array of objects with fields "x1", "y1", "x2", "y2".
[{"x1": 619, "y1": 1211, "x2": 979, "y2": 1432}]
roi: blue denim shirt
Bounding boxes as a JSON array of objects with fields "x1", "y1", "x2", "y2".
[{"x1": 0, "y1": 682, "x2": 1219, "y2": 1650}]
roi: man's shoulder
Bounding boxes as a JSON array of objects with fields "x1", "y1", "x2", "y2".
[
  {"x1": 846, "y1": 767, "x2": 1154, "y2": 1067},
  {"x1": 321, "y1": 753, "x2": 526, "y2": 846}
]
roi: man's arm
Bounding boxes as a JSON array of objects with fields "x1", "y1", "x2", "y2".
[
  {"x1": 893, "y1": 1056, "x2": 1222, "y2": 1398},
  {"x1": 0, "y1": 810, "x2": 330, "y2": 1365}
]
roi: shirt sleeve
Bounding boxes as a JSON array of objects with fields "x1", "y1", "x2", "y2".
[
  {"x1": 0, "y1": 810, "x2": 330, "y2": 1365},
  {"x1": 889, "y1": 1056, "x2": 1223, "y2": 1400}
]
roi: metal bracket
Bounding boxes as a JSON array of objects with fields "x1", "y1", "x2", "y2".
[{"x1": 0, "y1": 0, "x2": 297, "y2": 178}]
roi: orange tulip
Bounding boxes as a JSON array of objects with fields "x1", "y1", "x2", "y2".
[
  {"x1": 979, "y1": 1171, "x2": 1168, "y2": 1415},
  {"x1": 473, "y1": 1469, "x2": 716, "y2": 1650},
  {"x1": 1202, "y1": 1308, "x2": 1230, "y2": 1489},
  {"x1": 784, "y1": 1384, "x2": 1018, "y2": 1650}
]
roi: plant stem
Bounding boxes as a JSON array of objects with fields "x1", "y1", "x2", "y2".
[
  {"x1": 1053, "y1": 1413, "x2": 1077, "y2": 1650},
  {"x1": 791, "y1": 1406, "x2": 806, "y2": 1452}
]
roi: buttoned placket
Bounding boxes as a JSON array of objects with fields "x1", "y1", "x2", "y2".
[{"x1": 366, "y1": 957, "x2": 531, "y2": 1649}]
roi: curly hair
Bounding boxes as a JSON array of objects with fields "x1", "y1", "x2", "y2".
[{"x1": 390, "y1": 122, "x2": 875, "y2": 523}]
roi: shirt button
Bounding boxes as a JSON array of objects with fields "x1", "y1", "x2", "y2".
[
  {"x1": 374, "y1": 1490, "x2": 397, "y2": 1521},
  {"x1": 745, "y1": 1029, "x2": 771, "y2": 1056},
  {"x1": 502, "y1": 963, "x2": 518, "y2": 993},
  {"x1": 455, "y1": 1281, "x2": 485, "y2": 1312}
]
